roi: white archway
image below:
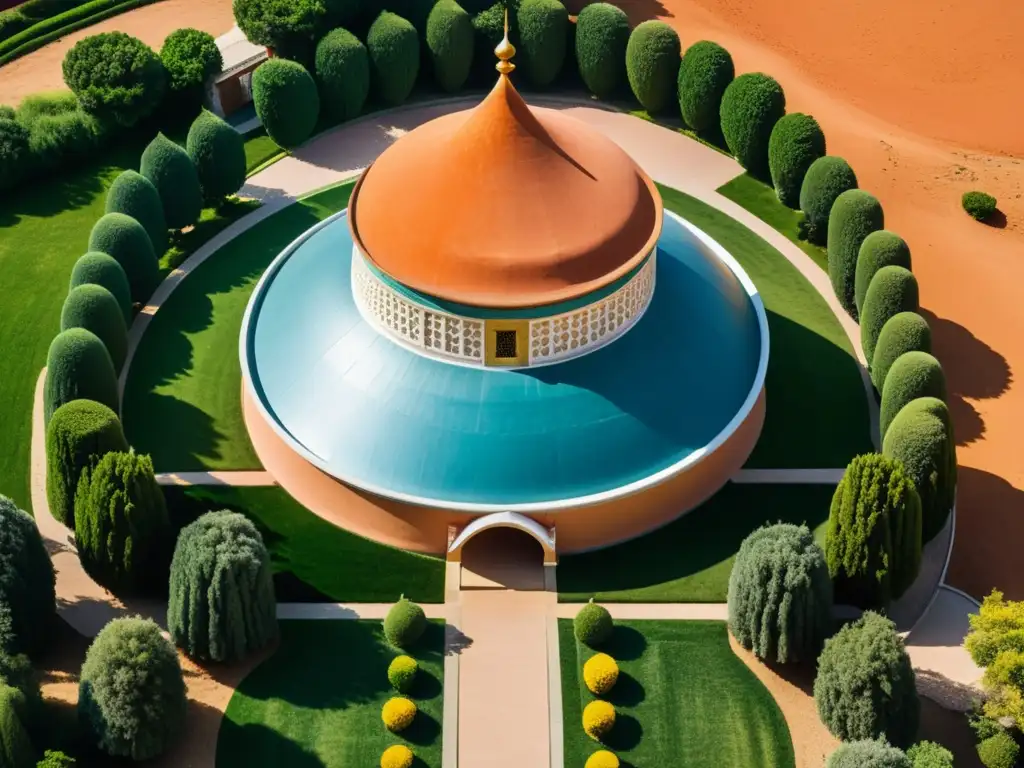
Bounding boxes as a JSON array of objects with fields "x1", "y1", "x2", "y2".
[{"x1": 447, "y1": 511, "x2": 557, "y2": 564}]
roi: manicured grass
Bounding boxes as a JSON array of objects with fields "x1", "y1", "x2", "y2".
[
  {"x1": 162, "y1": 197, "x2": 262, "y2": 272},
  {"x1": 559, "y1": 619, "x2": 795, "y2": 768},
  {"x1": 163, "y1": 485, "x2": 445, "y2": 603},
  {"x1": 557, "y1": 481, "x2": 834, "y2": 602},
  {"x1": 122, "y1": 182, "x2": 355, "y2": 471},
  {"x1": 243, "y1": 128, "x2": 286, "y2": 174},
  {"x1": 218, "y1": 620, "x2": 444, "y2": 767}
]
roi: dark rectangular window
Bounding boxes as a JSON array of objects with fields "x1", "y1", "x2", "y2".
[{"x1": 495, "y1": 329, "x2": 518, "y2": 359}]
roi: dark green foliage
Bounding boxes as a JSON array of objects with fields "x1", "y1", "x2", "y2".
[
  {"x1": 573, "y1": 2, "x2": 629, "y2": 100},
  {"x1": 968, "y1": 713, "x2": 1004, "y2": 743},
  {"x1": 883, "y1": 398, "x2": 957, "y2": 544},
  {"x1": 140, "y1": 132, "x2": 202, "y2": 231},
  {"x1": 160, "y1": 28, "x2": 222, "y2": 95},
  {"x1": 0, "y1": 647, "x2": 39, "y2": 709},
  {"x1": 677, "y1": 40, "x2": 733, "y2": 133},
  {"x1": 61, "y1": 32, "x2": 165, "y2": 126},
  {"x1": 87, "y1": 212, "x2": 160, "y2": 302},
  {"x1": 727, "y1": 523, "x2": 832, "y2": 663},
  {"x1": 43, "y1": 329, "x2": 119, "y2": 425},
  {"x1": 855, "y1": 230, "x2": 911, "y2": 317},
  {"x1": 232, "y1": 0, "x2": 326, "y2": 57},
  {"x1": 768, "y1": 113, "x2": 825, "y2": 207},
  {"x1": 104, "y1": 170, "x2": 167, "y2": 256},
  {"x1": 36, "y1": 751, "x2": 76, "y2": 768},
  {"x1": 861, "y1": 266, "x2": 919, "y2": 363},
  {"x1": 323, "y1": 0, "x2": 361, "y2": 28},
  {"x1": 425, "y1": 0, "x2": 473, "y2": 93},
  {"x1": 251, "y1": 57, "x2": 320, "y2": 149},
  {"x1": 799, "y1": 155, "x2": 858, "y2": 245},
  {"x1": 573, "y1": 600, "x2": 612, "y2": 647},
  {"x1": 185, "y1": 110, "x2": 246, "y2": 203},
  {"x1": 0, "y1": 117, "x2": 30, "y2": 191},
  {"x1": 827, "y1": 189, "x2": 884, "y2": 318},
  {"x1": 625, "y1": 20, "x2": 680, "y2": 115},
  {"x1": 872, "y1": 312, "x2": 932, "y2": 391},
  {"x1": 167, "y1": 511, "x2": 278, "y2": 662},
  {"x1": 69, "y1": 252, "x2": 132, "y2": 323},
  {"x1": 78, "y1": 617, "x2": 186, "y2": 760},
  {"x1": 383, "y1": 596, "x2": 426, "y2": 648},
  {"x1": 977, "y1": 732, "x2": 1019, "y2": 768},
  {"x1": 469, "y1": 0, "x2": 518, "y2": 82},
  {"x1": 814, "y1": 611, "x2": 920, "y2": 748},
  {"x1": 516, "y1": 0, "x2": 566, "y2": 88},
  {"x1": 0, "y1": 496, "x2": 56, "y2": 657},
  {"x1": 962, "y1": 191, "x2": 997, "y2": 222},
  {"x1": 0, "y1": 107, "x2": 13, "y2": 121},
  {"x1": 827, "y1": 740, "x2": 912, "y2": 768},
  {"x1": 45, "y1": 399, "x2": 127, "y2": 528},
  {"x1": 880, "y1": 352, "x2": 947, "y2": 440},
  {"x1": 314, "y1": 28, "x2": 370, "y2": 122},
  {"x1": 0, "y1": 683, "x2": 34, "y2": 768},
  {"x1": 825, "y1": 454, "x2": 922, "y2": 609},
  {"x1": 720, "y1": 72, "x2": 785, "y2": 176},
  {"x1": 60, "y1": 284, "x2": 128, "y2": 372},
  {"x1": 906, "y1": 741, "x2": 953, "y2": 768},
  {"x1": 73, "y1": 450, "x2": 170, "y2": 594},
  {"x1": 366, "y1": 12, "x2": 420, "y2": 107}
]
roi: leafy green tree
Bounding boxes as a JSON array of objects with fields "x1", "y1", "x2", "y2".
[
  {"x1": 625, "y1": 20, "x2": 680, "y2": 115},
  {"x1": 827, "y1": 740, "x2": 911, "y2": 768},
  {"x1": 861, "y1": 266, "x2": 919, "y2": 364},
  {"x1": 879, "y1": 352, "x2": 947, "y2": 440},
  {"x1": 573, "y1": 3, "x2": 630, "y2": 100},
  {"x1": 60, "y1": 285, "x2": 128, "y2": 373},
  {"x1": 43, "y1": 328, "x2": 118, "y2": 426},
  {"x1": 104, "y1": 170, "x2": 167, "y2": 257},
  {"x1": 872, "y1": 312, "x2": 932, "y2": 392},
  {"x1": 966, "y1": 590, "x2": 1024, "y2": 725},
  {"x1": 186, "y1": 110, "x2": 246, "y2": 203},
  {"x1": 0, "y1": 497, "x2": 55, "y2": 657},
  {"x1": 140, "y1": 133, "x2": 203, "y2": 231},
  {"x1": 87, "y1": 213, "x2": 160, "y2": 303},
  {"x1": 0, "y1": 683, "x2": 34, "y2": 768},
  {"x1": 516, "y1": 0, "x2": 567, "y2": 88},
  {"x1": 315, "y1": 28, "x2": 370, "y2": 120},
  {"x1": 677, "y1": 40, "x2": 733, "y2": 133},
  {"x1": 160, "y1": 28, "x2": 223, "y2": 105},
  {"x1": 367, "y1": 12, "x2": 420, "y2": 107},
  {"x1": 855, "y1": 230, "x2": 911, "y2": 318},
  {"x1": 720, "y1": 72, "x2": 786, "y2": 176},
  {"x1": 799, "y1": 155, "x2": 857, "y2": 245},
  {"x1": 232, "y1": 0, "x2": 326, "y2": 60},
  {"x1": 768, "y1": 113, "x2": 825, "y2": 207},
  {"x1": 251, "y1": 58, "x2": 320, "y2": 148},
  {"x1": 906, "y1": 741, "x2": 953, "y2": 768},
  {"x1": 828, "y1": 188, "x2": 884, "y2": 319}
]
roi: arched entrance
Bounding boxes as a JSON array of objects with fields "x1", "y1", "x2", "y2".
[{"x1": 448, "y1": 512, "x2": 556, "y2": 591}]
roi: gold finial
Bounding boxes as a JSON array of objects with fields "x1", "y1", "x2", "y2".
[{"x1": 494, "y1": 6, "x2": 515, "y2": 75}]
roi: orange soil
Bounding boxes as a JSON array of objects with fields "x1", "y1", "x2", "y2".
[{"x1": 0, "y1": 0, "x2": 235, "y2": 106}]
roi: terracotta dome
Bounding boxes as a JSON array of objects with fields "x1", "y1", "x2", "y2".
[{"x1": 348, "y1": 74, "x2": 662, "y2": 308}]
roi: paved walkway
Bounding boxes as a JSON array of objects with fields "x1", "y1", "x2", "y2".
[{"x1": 155, "y1": 471, "x2": 276, "y2": 486}]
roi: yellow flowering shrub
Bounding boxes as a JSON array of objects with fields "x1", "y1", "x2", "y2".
[
  {"x1": 583, "y1": 653, "x2": 619, "y2": 695},
  {"x1": 382, "y1": 696, "x2": 417, "y2": 732},
  {"x1": 582, "y1": 700, "x2": 616, "y2": 741},
  {"x1": 585, "y1": 750, "x2": 620, "y2": 768},
  {"x1": 380, "y1": 744, "x2": 414, "y2": 768},
  {"x1": 388, "y1": 655, "x2": 419, "y2": 693}
]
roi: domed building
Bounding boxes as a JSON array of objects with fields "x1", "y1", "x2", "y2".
[{"x1": 240, "y1": 20, "x2": 769, "y2": 563}]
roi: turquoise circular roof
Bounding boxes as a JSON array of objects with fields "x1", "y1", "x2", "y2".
[{"x1": 241, "y1": 209, "x2": 767, "y2": 510}]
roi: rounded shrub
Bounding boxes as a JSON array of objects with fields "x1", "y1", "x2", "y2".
[
  {"x1": 574, "y1": 3, "x2": 630, "y2": 100},
  {"x1": 826, "y1": 454, "x2": 922, "y2": 609},
  {"x1": 574, "y1": 600, "x2": 613, "y2": 648},
  {"x1": 880, "y1": 352, "x2": 947, "y2": 440},
  {"x1": 168, "y1": 511, "x2": 278, "y2": 662},
  {"x1": 855, "y1": 230, "x2": 912, "y2": 317},
  {"x1": 977, "y1": 732, "x2": 1019, "y2": 768},
  {"x1": 906, "y1": 741, "x2": 953, "y2": 768},
  {"x1": 387, "y1": 655, "x2": 418, "y2": 693},
  {"x1": 586, "y1": 751, "x2": 620, "y2": 768},
  {"x1": 677, "y1": 40, "x2": 733, "y2": 133},
  {"x1": 516, "y1": 0, "x2": 567, "y2": 87},
  {"x1": 104, "y1": 170, "x2": 167, "y2": 256},
  {"x1": 62, "y1": 32, "x2": 166, "y2": 126},
  {"x1": 827, "y1": 189, "x2": 884, "y2": 318},
  {"x1": 768, "y1": 113, "x2": 825, "y2": 207},
  {"x1": 60, "y1": 284, "x2": 128, "y2": 373},
  {"x1": 861, "y1": 266, "x2": 919, "y2": 363},
  {"x1": 0, "y1": 643, "x2": 41, "y2": 709},
  {"x1": 0, "y1": 117, "x2": 30, "y2": 192},
  {"x1": 160, "y1": 28, "x2": 223, "y2": 102},
  {"x1": 384, "y1": 596, "x2": 427, "y2": 648},
  {"x1": 0, "y1": 496, "x2": 56, "y2": 656},
  {"x1": 728, "y1": 522, "x2": 833, "y2": 663},
  {"x1": 79, "y1": 616, "x2": 186, "y2": 760},
  {"x1": 315, "y1": 28, "x2": 370, "y2": 123},
  {"x1": 425, "y1": 0, "x2": 474, "y2": 93},
  {"x1": 962, "y1": 191, "x2": 997, "y2": 222},
  {"x1": 872, "y1": 312, "x2": 932, "y2": 391},
  {"x1": 232, "y1": 0, "x2": 326, "y2": 57},
  {"x1": 883, "y1": 397, "x2": 956, "y2": 544},
  {"x1": 367, "y1": 12, "x2": 420, "y2": 107},
  {"x1": 720, "y1": 72, "x2": 786, "y2": 176},
  {"x1": 186, "y1": 109, "x2": 247, "y2": 203},
  {"x1": 43, "y1": 328, "x2": 119, "y2": 425},
  {"x1": 37, "y1": 751, "x2": 77, "y2": 768},
  {"x1": 827, "y1": 740, "x2": 912, "y2": 768},
  {"x1": 583, "y1": 653, "x2": 619, "y2": 695},
  {"x1": 70, "y1": 252, "x2": 133, "y2": 323},
  {"x1": 46, "y1": 399, "x2": 128, "y2": 528},
  {"x1": 74, "y1": 450, "x2": 170, "y2": 594},
  {"x1": 381, "y1": 744, "x2": 415, "y2": 768},
  {"x1": 87, "y1": 212, "x2": 160, "y2": 303},
  {"x1": 625, "y1": 20, "x2": 680, "y2": 115},
  {"x1": 0, "y1": 683, "x2": 34, "y2": 768},
  {"x1": 582, "y1": 700, "x2": 615, "y2": 741},
  {"x1": 799, "y1": 156, "x2": 858, "y2": 245},
  {"x1": 382, "y1": 696, "x2": 417, "y2": 732},
  {"x1": 140, "y1": 132, "x2": 202, "y2": 231},
  {"x1": 252, "y1": 58, "x2": 320, "y2": 149}
]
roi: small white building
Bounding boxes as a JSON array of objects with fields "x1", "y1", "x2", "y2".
[{"x1": 208, "y1": 26, "x2": 267, "y2": 118}]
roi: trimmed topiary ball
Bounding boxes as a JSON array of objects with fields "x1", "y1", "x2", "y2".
[
  {"x1": 827, "y1": 740, "x2": 912, "y2": 768},
  {"x1": 625, "y1": 20, "x2": 680, "y2": 115},
  {"x1": 69, "y1": 252, "x2": 133, "y2": 323},
  {"x1": 384, "y1": 596, "x2": 427, "y2": 648},
  {"x1": 855, "y1": 230, "x2": 911, "y2": 317},
  {"x1": 160, "y1": 28, "x2": 223, "y2": 105},
  {"x1": 826, "y1": 454, "x2": 922, "y2": 609},
  {"x1": 906, "y1": 741, "x2": 953, "y2": 768},
  {"x1": 88, "y1": 212, "x2": 160, "y2": 303},
  {"x1": 583, "y1": 699, "x2": 615, "y2": 740},
  {"x1": 977, "y1": 731, "x2": 1019, "y2": 768},
  {"x1": 252, "y1": 58, "x2": 321, "y2": 149},
  {"x1": 315, "y1": 28, "x2": 370, "y2": 123},
  {"x1": 104, "y1": 170, "x2": 167, "y2": 256},
  {"x1": 426, "y1": 0, "x2": 474, "y2": 93},
  {"x1": 0, "y1": 682, "x2": 34, "y2": 768},
  {"x1": 768, "y1": 113, "x2": 825, "y2": 208},
  {"x1": 962, "y1": 191, "x2": 997, "y2": 222},
  {"x1": 861, "y1": 266, "x2": 919, "y2": 364},
  {"x1": 827, "y1": 188, "x2": 884, "y2": 318},
  {"x1": 814, "y1": 611, "x2": 919, "y2": 748},
  {"x1": 574, "y1": 600, "x2": 613, "y2": 648},
  {"x1": 583, "y1": 652, "x2": 619, "y2": 695},
  {"x1": 43, "y1": 328, "x2": 119, "y2": 425},
  {"x1": 61, "y1": 284, "x2": 128, "y2": 373},
  {"x1": 367, "y1": 12, "x2": 420, "y2": 107},
  {"x1": 799, "y1": 155, "x2": 858, "y2": 245},
  {"x1": 79, "y1": 617, "x2": 186, "y2": 760},
  {"x1": 168, "y1": 511, "x2": 278, "y2": 662},
  {"x1": 728, "y1": 522, "x2": 833, "y2": 663},
  {"x1": 0, "y1": 496, "x2": 56, "y2": 656},
  {"x1": 872, "y1": 312, "x2": 932, "y2": 392},
  {"x1": 677, "y1": 40, "x2": 733, "y2": 133},
  {"x1": 37, "y1": 751, "x2": 78, "y2": 768},
  {"x1": 586, "y1": 751, "x2": 620, "y2": 768},
  {"x1": 140, "y1": 132, "x2": 202, "y2": 231},
  {"x1": 880, "y1": 352, "x2": 947, "y2": 441},
  {"x1": 387, "y1": 655, "x2": 419, "y2": 693},
  {"x1": 720, "y1": 72, "x2": 786, "y2": 176},
  {"x1": 517, "y1": 0, "x2": 567, "y2": 88},
  {"x1": 186, "y1": 109, "x2": 247, "y2": 204},
  {"x1": 574, "y1": 3, "x2": 630, "y2": 100},
  {"x1": 46, "y1": 399, "x2": 128, "y2": 528},
  {"x1": 381, "y1": 744, "x2": 415, "y2": 768},
  {"x1": 381, "y1": 696, "x2": 417, "y2": 732}
]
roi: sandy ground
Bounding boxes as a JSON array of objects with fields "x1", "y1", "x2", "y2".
[{"x1": 0, "y1": 0, "x2": 236, "y2": 106}]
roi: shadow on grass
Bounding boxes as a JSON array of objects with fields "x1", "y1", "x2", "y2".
[
  {"x1": 607, "y1": 671, "x2": 645, "y2": 707},
  {"x1": 216, "y1": 722, "x2": 325, "y2": 768},
  {"x1": 403, "y1": 710, "x2": 441, "y2": 746},
  {"x1": 604, "y1": 626, "x2": 648, "y2": 662},
  {"x1": 602, "y1": 713, "x2": 643, "y2": 751}
]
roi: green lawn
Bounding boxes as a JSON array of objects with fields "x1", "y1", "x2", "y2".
[
  {"x1": 218, "y1": 620, "x2": 444, "y2": 767},
  {"x1": 242, "y1": 128, "x2": 286, "y2": 173},
  {"x1": 557, "y1": 482, "x2": 834, "y2": 602},
  {"x1": 560, "y1": 620, "x2": 795, "y2": 768},
  {"x1": 163, "y1": 485, "x2": 445, "y2": 603}
]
